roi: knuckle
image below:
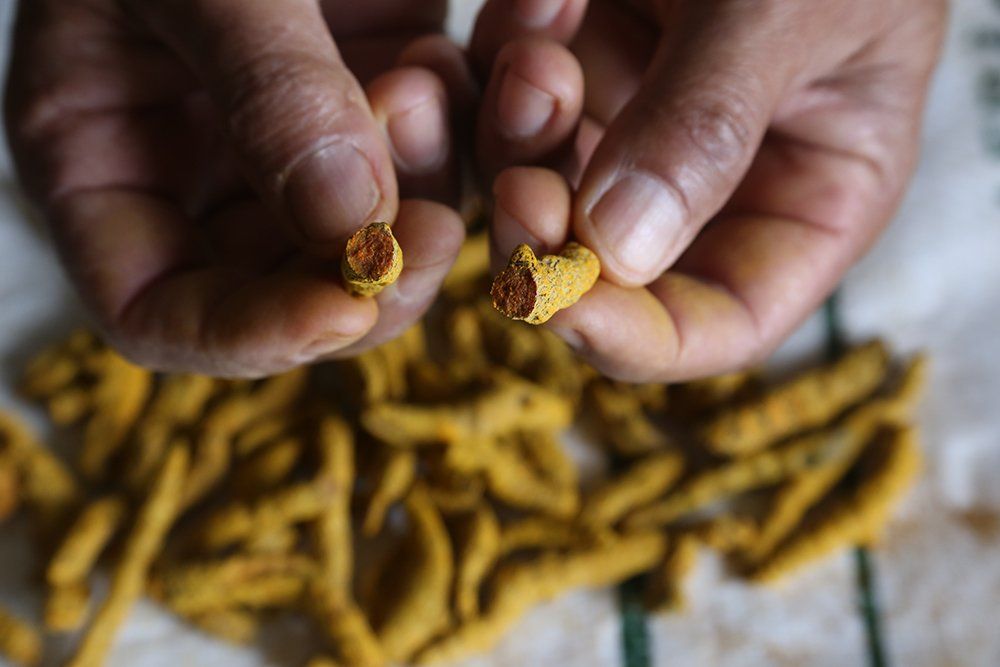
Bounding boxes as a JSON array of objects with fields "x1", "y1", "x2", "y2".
[
  {"x1": 217, "y1": 51, "x2": 362, "y2": 180},
  {"x1": 673, "y1": 91, "x2": 758, "y2": 176}
]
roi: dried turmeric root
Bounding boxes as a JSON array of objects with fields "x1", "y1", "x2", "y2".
[
  {"x1": 415, "y1": 532, "x2": 666, "y2": 665},
  {"x1": 342, "y1": 222, "x2": 403, "y2": 297},
  {"x1": 67, "y1": 444, "x2": 189, "y2": 667},
  {"x1": 579, "y1": 452, "x2": 684, "y2": 528},
  {"x1": 700, "y1": 340, "x2": 890, "y2": 456},
  {"x1": 0, "y1": 606, "x2": 42, "y2": 666},
  {"x1": 362, "y1": 449, "x2": 416, "y2": 537},
  {"x1": 157, "y1": 554, "x2": 316, "y2": 616},
  {"x1": 454, "y1": 504, "x2": 501, "y2": 622},
  {"x1": 750, "y1": 425, "x2": 922, "y2": 584},
  {"x1": 361, "y1": 373, "x2": 573, "y2": 448},
  {"x1": 376, "y1": 485, "x2": 453, "y2": 663},
  {"x1": 645, "y1": 534, "x2": 699, "y2": 613},
  {"x1": 491, "y1": 243, "x2": 600, "y2": 324}
]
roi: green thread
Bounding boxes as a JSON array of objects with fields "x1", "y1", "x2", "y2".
[
  {"x1": 823, "y1": 296, "x2": 890, "y2": 667},
  {"x1": 619, "y1": 575, "x2": 651, "y2": 667}
]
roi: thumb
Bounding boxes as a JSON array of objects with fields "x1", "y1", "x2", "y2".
[
  {"x1": 123, "y1": 0, "x2": 397, "y2": 250},
  {"x1": 574, "y1": 7, "x2": 792, "y2": 287}
]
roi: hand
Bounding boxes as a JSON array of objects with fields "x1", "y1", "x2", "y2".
[
  {"x1": 470, "y1": 0, "x2": 947, "y2": 381},
  {"x1": 4, "y1": 0, "x2": 472, "y2": 376}
]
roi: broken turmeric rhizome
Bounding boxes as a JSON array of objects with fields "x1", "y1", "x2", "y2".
[{"x1": 0, "y1": 234, "x2": 927, "y2": 666}]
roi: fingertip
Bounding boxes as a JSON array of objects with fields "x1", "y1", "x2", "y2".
[
  {"x1": 367, "y1": 67, "x2": 450, "y2": 176},
  {"x1": 485, "y1": 38, "x2": 583, "y2": 147},
  {"x1": 491, "y1": 167, "x2": 571, "y2": 265},
  {"x1": 339, "y1": 200, "x2": 465, "y2": 353},
  {"x1": 545, "y1": 280, "x2": 680, "y2": 382}
]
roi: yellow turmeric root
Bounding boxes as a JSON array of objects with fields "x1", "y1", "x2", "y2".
[
  {"x1": 67, "y1": 444, "x2": 189, "y2": 667},
  {"x1": 342, "y1": 222, "x2": 404, "y2": 297},
  {"x1": 0, "y1": 606, "x2": 42, "y2": 666},
  {"x1": 700, "y1": 341, "x2": 890, "y2": 456},
  {"x1": 376, "y1": 485, "x2": 453, "y2": 663},
  {"x1": 750, "y1": 425, "x2": 922, "y2": 584},
  {"x1": 361, "y1": 373, "x2": 573, "y2": 448},
  {"x1": 580, "y1": 452, "x2": 684, "y2": 528},
  {"x1": 491, "y1": 243, "x2": 600, "y2": 324},
  {"x1": 454, "y1": 504, "x2": 501, "y2": 622},
  {"x1": 415, "y1": 532, "x2": 666, "y2": 665}
]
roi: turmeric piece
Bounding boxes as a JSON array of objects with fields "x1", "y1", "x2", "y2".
[
  {"x1": 67, "y1": 444, "x2": 189, "y2": 667},
  {"x1": 681, "y1": 515, "x2": 758, "y2": 553},
  {"x1": 426, "y1": 471, "x2": 485, "y2": 514},
  {"x1": 751, "y1": 425, "x2": 922, "y2": 583},
  {"x1": 229, "y1": 435, "x2": 303, "y2": 496},
  {"x1": 0, "y1": 451, "x2": 20, "y2": 522},
  {"x1": 0, "y1": 410, "x2": 79, "y2": 532},
  {"x1": 45, "y1": 582, "x2": 90, "y2": 632},
  {"x1": 47, "y1": 496, "x2": 128, "y2": 587},
  {"x1": 157, "y1": 554, "x2": 316, "y2": 615},
  {"x1": 188, "y1": 609, "x2": 260, "y2": 645},
  {"x1": 19, "y1": 330, "x2": 93, "y2": 399},
  {"x1": 645, "y1": 534, "x2": 699, "y2": 613},
  {"x1": 183, "y1": 368, "x2": 306, "y2": 507},
  {"x1": 484, "y1": 438, "x2": 579, "y2": 518},
  {"x1": 342, "y1": 222, "x2": 403, "y2": 297},
  {"x1": 580, "y1": 452, "x2": 684, "y2": 528},
  {"x1": 126, "y1": 373, "x2": 216, "y2": 490},
  {"x1": 313, "y1": 417, "x2": 355, "y2": 602},
  {"x1": 497, "y1": 516, "x2": 590, "y2": 556},
  {"x1": 189, "y1": 482, "x2": 331, "y2": 553},
  {"x1": 0, "y1": 606, "x2": 42, "y2": 666},
  {"x1": 454, "y1": 504, "x2": 501, "y2": 622},
  {"x1": 491, "y1": 243, "x2": 600, "y2": 324},
  {"x1": 415, "y1": 532, "x2": 666, "y2": 665},
  {"x1": 624, "y1": 422, "x2": 875, "y2": 530},
  {"x1": 307, "y1": 596, "x2": 385, "y2": 667},
  {"x1": 376, "y1": 485, "x2": 453, "y2": 663},
  {"x1": 48, "y1": 387, "x2": 92, "y2": 426},
  {"x1": 700, "y1": 340, "x2": 889, "y2": 456},
  {"x1": 588, "y1": 381, "x2": 672, "y2": 458},
  {"x1": 517, "y1": 430, "x2": 577, "y2": 491},
  {"x1": 362, "y1": 449, "x2": 416, "y2": 537},
  {"x1": 361, "y1": 373, "x2": 573, "y2": 448},
  {"x1": 78, "y1": 350, "x2": 153, "y2": 479}
]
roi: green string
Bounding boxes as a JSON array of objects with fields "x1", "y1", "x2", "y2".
[
  {"x1": 823, "y1": 296, "x2": 890, "y2": 667},
  {"x1": 619, "y1": 576, "x2": 651, "y2": 667}
]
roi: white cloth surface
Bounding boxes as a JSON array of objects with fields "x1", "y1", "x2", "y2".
[{"x1": 0, "y1": 0, "x2": 998, "y2": 665}]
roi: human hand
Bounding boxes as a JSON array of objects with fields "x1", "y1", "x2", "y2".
[
  {"x1": 471, "y1": 0, "x2": 947, "y2": 381},
  {"x1": 4, "y1": 0, "x2": 472, "y2": 376}
]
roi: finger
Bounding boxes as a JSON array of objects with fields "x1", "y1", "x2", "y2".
[
  {"x1": 557, "y1": 139, "x2": 895, "y2": 382},
  {"x1": 335, "y1": 199, "x2": 465, "y2": 356},
  {"x1": 121, "y1": 0, "x2": 397, "y2": 252},
  {"x1": 573, "y1": 8, "x2": 795, "y2": 287},
  {"x1": 477, "y1": 38, "x2": 583, "y2": 180},
  {"x1": 397, "y1": 35, "x2": 480, "y2": 115},
  {"x1": 490, "y1": 167, "x2": 572, "y2": 270},
  {"x1": 366, "y1": 67, "x2": 454, "y2": 203},
  {"x1": 569, "y1": 0, "x2": 653, "y2": 126},
  {"x1": 52, "y1": 188, "x2": 377, "y2": 376},
  {"x1": 470, "y1": 0, "x2": 588, "y2": 74}
]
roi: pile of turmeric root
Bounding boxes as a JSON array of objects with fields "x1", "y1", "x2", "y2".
[{"x1": 0, "y1": 230, "x2": 925, "y2": 666}]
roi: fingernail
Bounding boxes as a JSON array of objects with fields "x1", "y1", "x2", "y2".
[
  {"x1": 388, "y1": 96, "x2": 447, "y2": 174},
  {"x1": 493, "y1": 203, "x2": 543, "y2": 256},
  {"x1": 301, "y1": 332, "x2": 356, "y2": 359},
  {"x1": 513, "y1": 0, "x2": 565, "y2": 28},
  {"x1": 548, "y1": 325, "x2": 586, "y2": 351},
  {"x1": 587, "y1": 172, "x2": 684, "y2": 281},
  {"x1": 285, "y1": 143, "x2": 381, "y2": 242},
  {"x1": 497, "y1": 71, "x2": 555, "y2": 140}
]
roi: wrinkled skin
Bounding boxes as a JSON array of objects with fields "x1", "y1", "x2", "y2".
[{"x1": 4, "y1": 0, "x2": 947, "y2": 380}]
